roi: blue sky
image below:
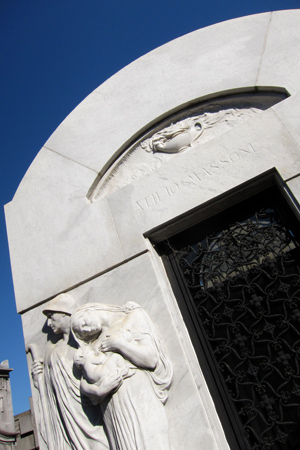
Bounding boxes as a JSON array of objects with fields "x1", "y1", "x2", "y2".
[{"x1": 1, "y1": 0, "x2": 299, "y2": 415}]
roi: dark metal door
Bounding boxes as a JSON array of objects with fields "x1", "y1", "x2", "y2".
[{"x1": 158, "y1": 187, "x2": 300, "y2": 449}]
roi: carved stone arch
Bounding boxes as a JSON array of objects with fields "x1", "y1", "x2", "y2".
[
  {"x1": 5, "y1": 11, "x2": 300, "y2": 450},
  {"x1": 87, "y1": 88, "x2": 288, "y2": 202}
]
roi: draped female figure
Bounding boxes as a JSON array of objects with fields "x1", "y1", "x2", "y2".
[{"x1": 71, "y1": 301, "x2": 173, "y2": 450}]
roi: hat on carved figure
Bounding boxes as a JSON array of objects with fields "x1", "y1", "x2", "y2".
[{"x1": 42, "y1": 293, "x2": 77, "y2": 316}]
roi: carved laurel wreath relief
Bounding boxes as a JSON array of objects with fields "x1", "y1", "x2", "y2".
[{"x1": 88, "y1": 92, "x2": 285, "y2": 202}]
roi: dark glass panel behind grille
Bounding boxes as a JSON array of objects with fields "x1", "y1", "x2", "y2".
[{"x1": 158, "y1": 188, "x2": 300, "y2": 450}]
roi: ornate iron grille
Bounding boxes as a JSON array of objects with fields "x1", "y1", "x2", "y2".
[{"x1": 163, "y1": 203, "x2": 300, "y2": 449}]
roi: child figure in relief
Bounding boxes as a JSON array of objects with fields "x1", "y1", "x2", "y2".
[
  {"x1": 72, "y1": 302, "x2": 173, "y2": 450},
  {"x1": 74, "y1": 329, "x2": 136, "y2": 404}
]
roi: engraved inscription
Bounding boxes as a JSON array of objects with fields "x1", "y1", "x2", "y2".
[
  {"x1": 135, "y1": 143, "x2": 258, "y2": 211},
  {"x1": 88, "y1": 92, "x2": 285, "y2": 202}
]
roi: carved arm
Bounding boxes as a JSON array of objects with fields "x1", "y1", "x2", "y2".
[
  {"x1": 101, "y1": 335, "x2": 158, "y2": 370},
  {"x1": 80, "y1": 370, "x2": 123, "y2": 403}
]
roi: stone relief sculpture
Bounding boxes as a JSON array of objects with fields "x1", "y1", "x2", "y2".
[
  {"x1": 140, "y1": 117, "x2": 204, "y2": 154},
  {"x1": 29, "y1": 295, "x2": 172, "y2": 450},
  {"x1": 89, "y1": 92, "x2": 286, "y2": 201},
  {"x1": 140, "y1": 107, "x2": 261, "y2": 155},
  {"x1": 29, "y1": 294, "x2": 109, "y2": 450},
  {"x1": 71, "y1": 301, "x2": 173, "y2": 450}
]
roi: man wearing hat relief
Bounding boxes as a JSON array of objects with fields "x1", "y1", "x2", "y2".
[{"x1": 31, "y1": 293, "x2": 109, "y2": 450}]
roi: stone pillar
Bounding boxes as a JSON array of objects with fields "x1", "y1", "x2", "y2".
[{"x1": 0, "y1": 361, "x2": 17, "y2": 450}]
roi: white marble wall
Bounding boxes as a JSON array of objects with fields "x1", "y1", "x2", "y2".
[{"x1": 5, "y1": 10, "x2": 300, "y2": 450}]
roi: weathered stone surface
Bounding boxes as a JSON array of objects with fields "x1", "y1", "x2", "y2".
[
  {"x1": 43, "y1": 12, "x2": 271, "y2": 174},
  {"x1": 5, "y1": 10, "x2": 300, "y2": 450},
  {"x1": 0, "y1": 361, "x2": 17, "y2": 449},
  {"x1": 108, "y1": 106, "x2": 300, "y2": 236},
  {"x1": 257, "y1": 10, "x2": 300, "y2": 95},
  {"x1": 5, "y1": 148, "x2": 125, "y2": 312},
  {"x1": 24, "y1": 254, "x2": 225, "y2": 450}
]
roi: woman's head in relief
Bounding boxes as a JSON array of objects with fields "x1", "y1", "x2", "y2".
[{"x1": 71, "y1": 309, "x2": 102, "y2": 343}]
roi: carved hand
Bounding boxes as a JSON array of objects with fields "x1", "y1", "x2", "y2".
[
  {"x1": 31, "y1": 360, "x2": 44, "y2": 389},
  {"x1": 103, "y1": 368, "x2": 123, "y2": 393},
  {"x1": 101, "y1": 334, "x2": 125, "y2": 353},
  {"x1": 102, "y1": 334, "x2": 158, "y2": 370},
  {"x1": 80, "y1": 369, "x2": 123, "y2": 403}
]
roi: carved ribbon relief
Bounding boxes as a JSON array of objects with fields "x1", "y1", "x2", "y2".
[{"x1": 29, "y1": 294, "x2": 173, "y2": 450}]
